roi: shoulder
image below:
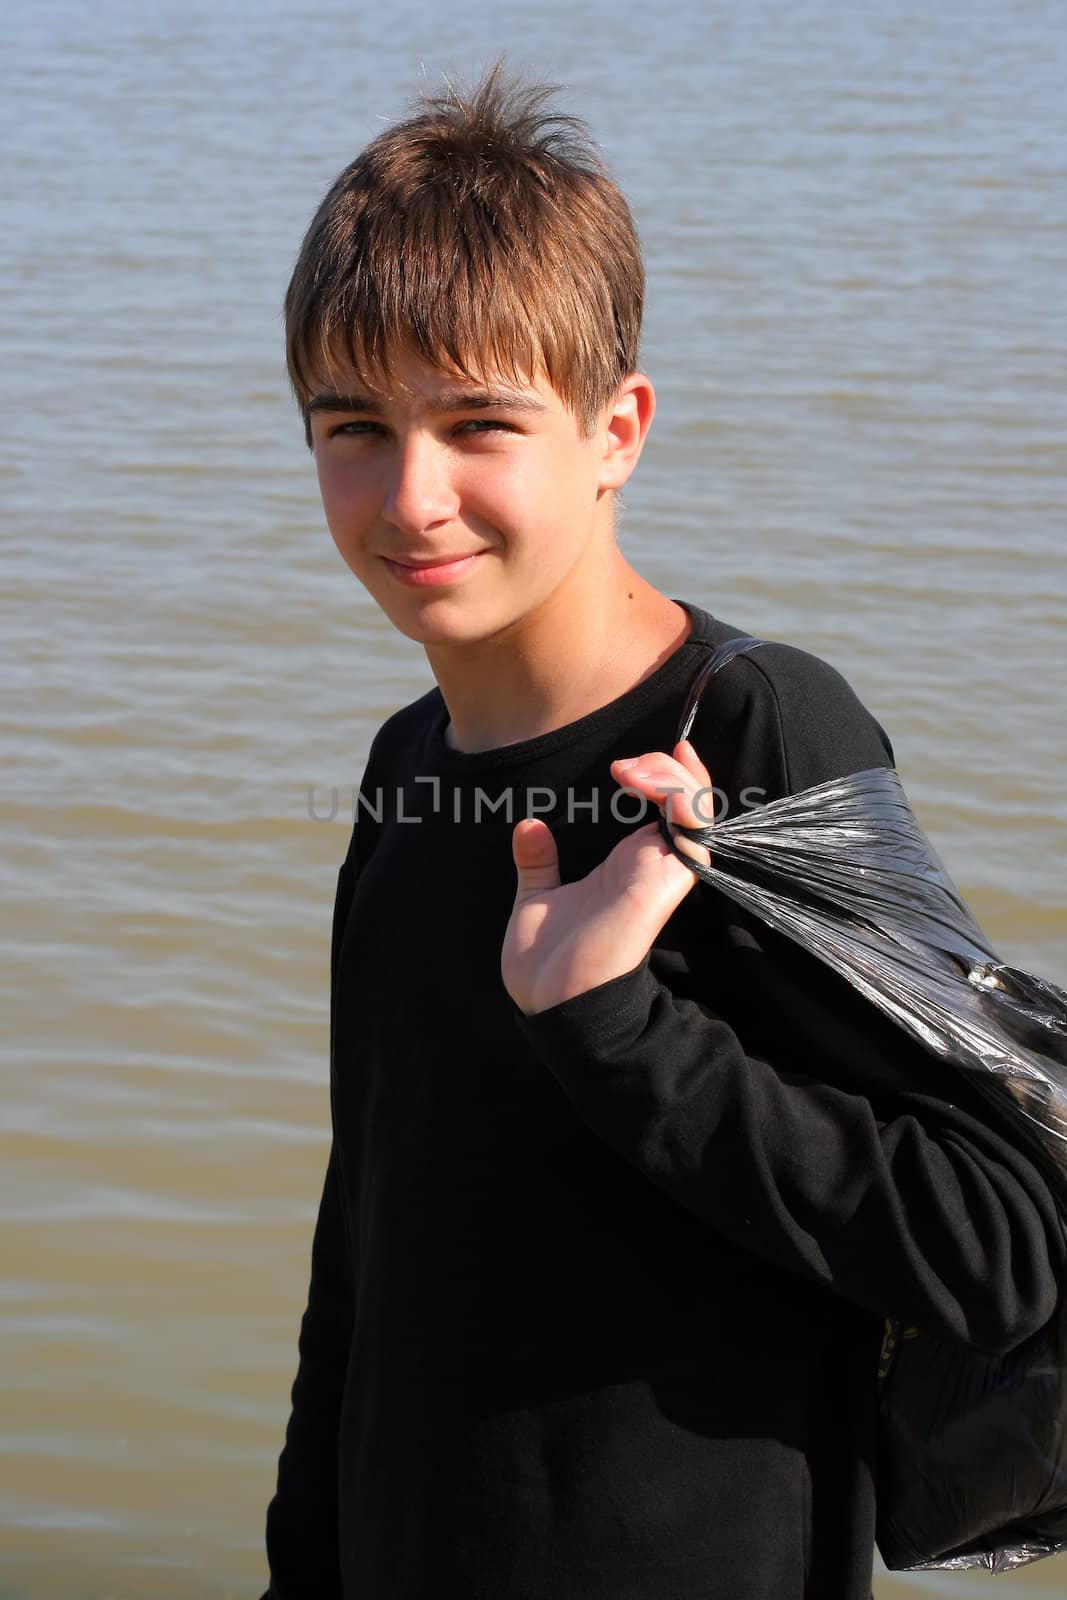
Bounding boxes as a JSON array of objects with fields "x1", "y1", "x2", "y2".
[
  {"x1": 687, "y1": 626, "x2": 896, "y2": 803},
  {"x1": 362, "y1": 684, "x2": 443, "y2": 783},
  {"x1": 341, "y1": 685, "x2": 443, "y2": 875},
  {"x1": 740, "y1": 639, "x2": 896, "y2": 792}
]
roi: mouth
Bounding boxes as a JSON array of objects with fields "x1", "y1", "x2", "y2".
[{"x1": 380, "y1": 551, "x2": 486, "y2": 588}]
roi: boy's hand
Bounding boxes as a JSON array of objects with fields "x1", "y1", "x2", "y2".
[{"x1": 502, "y1": 740, "x2": 714, "y2": 1016}]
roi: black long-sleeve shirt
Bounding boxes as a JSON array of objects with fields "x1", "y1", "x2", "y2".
[{"x1": 263, "y1": 600, "x2": 1063, "y2": 1600}]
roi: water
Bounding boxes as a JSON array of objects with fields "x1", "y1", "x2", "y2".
[{"x1": 3, "y1": 0, "x2": 1065, "y2": 1593}]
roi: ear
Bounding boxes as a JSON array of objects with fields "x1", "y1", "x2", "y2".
[{"x1": 597, "y1": 372, "x2": 656, "y2": 492}]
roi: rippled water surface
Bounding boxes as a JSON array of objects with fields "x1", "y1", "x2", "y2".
[{"x1": 4, "y1": 0, "x2": 1066, "y2": 1594}]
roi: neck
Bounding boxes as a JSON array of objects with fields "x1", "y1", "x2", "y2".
[{"x1": 428, "y1": 553, "x2": 691, "y2": 754}]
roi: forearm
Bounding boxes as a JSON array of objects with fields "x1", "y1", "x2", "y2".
[{"x1": 515, "y1": 958, "x2": 1064, "y2": 1355}]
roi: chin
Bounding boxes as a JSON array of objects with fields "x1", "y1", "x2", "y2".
[{"x1": 374, "y1": 593, "x2": 507, "y2": 650}]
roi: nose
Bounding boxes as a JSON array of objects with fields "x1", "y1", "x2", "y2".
[{"x1": 380, "y1": 433, "x2": 459, "y2": 535}]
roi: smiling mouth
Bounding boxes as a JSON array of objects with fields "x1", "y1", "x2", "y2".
[
  {"x1": 388, "y1": 554, "x2": 482, "y2": 568},
  {"x1": 380, "y1": 550, "x2": 486, "y2": 587}
]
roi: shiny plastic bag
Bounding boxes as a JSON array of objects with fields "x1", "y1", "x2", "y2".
[{"x1": 663, "y1": 634, "x2": 1067, "y2": 1573}]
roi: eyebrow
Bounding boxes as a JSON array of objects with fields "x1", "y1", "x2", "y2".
[{"x1": 306, "y1": 387, "x2": 550, "y2": 418}]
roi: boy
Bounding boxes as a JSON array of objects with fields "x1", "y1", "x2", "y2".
[{"x1": 262, "y1": 66, "x2": 1063, "y2": 1600}]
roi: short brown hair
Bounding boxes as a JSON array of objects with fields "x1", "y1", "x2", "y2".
[{"x1": 284, "y1": 62, "x2": 645, "y2": 441}]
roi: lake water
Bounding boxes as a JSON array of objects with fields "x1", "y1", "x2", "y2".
[{"x1": 3, "y1": 0, "x2": 1065, "y2": 1594}]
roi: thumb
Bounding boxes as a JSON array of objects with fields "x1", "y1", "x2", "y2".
[{"x1": 512, "y1": 817, "x2": 560, "y2": 898}]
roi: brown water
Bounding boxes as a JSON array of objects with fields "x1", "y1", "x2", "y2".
[{"x1": 3, "y1": 0, "x2": 1065, "y2": 1594}]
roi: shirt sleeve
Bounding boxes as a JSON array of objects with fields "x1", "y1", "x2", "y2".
[
  {"x1": 263, "y1": 1142, "x2": 354, "y2": 1598},
  {"x1": 513, "y1": 644, "x2": 1065, "y2": 1357},
  {"x1": 262, "y1": 843, "x2": 364, "y2": 1597}
]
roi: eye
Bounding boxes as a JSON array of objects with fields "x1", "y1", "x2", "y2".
[
  {"x1": 327, "y1": 419, "x2": 384, "y2": 439},
  {"x1": 456, "y1": 418, "x2": 515, "y2": 436}
]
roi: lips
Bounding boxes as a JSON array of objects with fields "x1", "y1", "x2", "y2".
[
  {"x1": 380, "y1": 550, "x2": 486, "y2": 588},
  {"x1": 390, "y1": 554, "x2": 480, "y2": 569}
]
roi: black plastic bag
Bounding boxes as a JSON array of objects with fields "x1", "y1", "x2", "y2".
[{"x1": 663, "y1": 635, "x2": 1067, "y2": 1573}]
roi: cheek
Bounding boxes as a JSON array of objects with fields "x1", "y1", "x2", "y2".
[
  {"x1": 315, "y1": 455, "x2": 340, "y2": 518},
  {"x1": 316, "y1": 459, "x2": 371, "y2": 546},
  {"x1": 474, "y1": 449, "x2": 586, "y2": 539}
]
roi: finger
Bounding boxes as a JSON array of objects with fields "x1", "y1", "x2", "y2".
[
  {"x1": 619, "y1": 819, "x2": 706, "y2": 904},
  {"x1": 672, "y1": 741, "x2": 716, "y2": 851},
  {"x1": 611, "y1": 752, "x2": 713, "y2": 834},
  {"x1": 611, "y1": 752, "x2": 712, "y2": 869},
  {"x1": 511, "y1": 817, "x2": 561, "y2": 898},
  {"x1": 674, "y1": 738, "x2": 713, "y2": 792}
]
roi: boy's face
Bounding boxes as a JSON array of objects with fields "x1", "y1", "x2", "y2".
[{"x1": 306, "y1": 348, "x2": 648, "y2": 650}]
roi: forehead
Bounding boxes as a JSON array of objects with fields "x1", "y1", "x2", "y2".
[{"x1": 305, "y1": 339, "x2": 562, "y2": 412}]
